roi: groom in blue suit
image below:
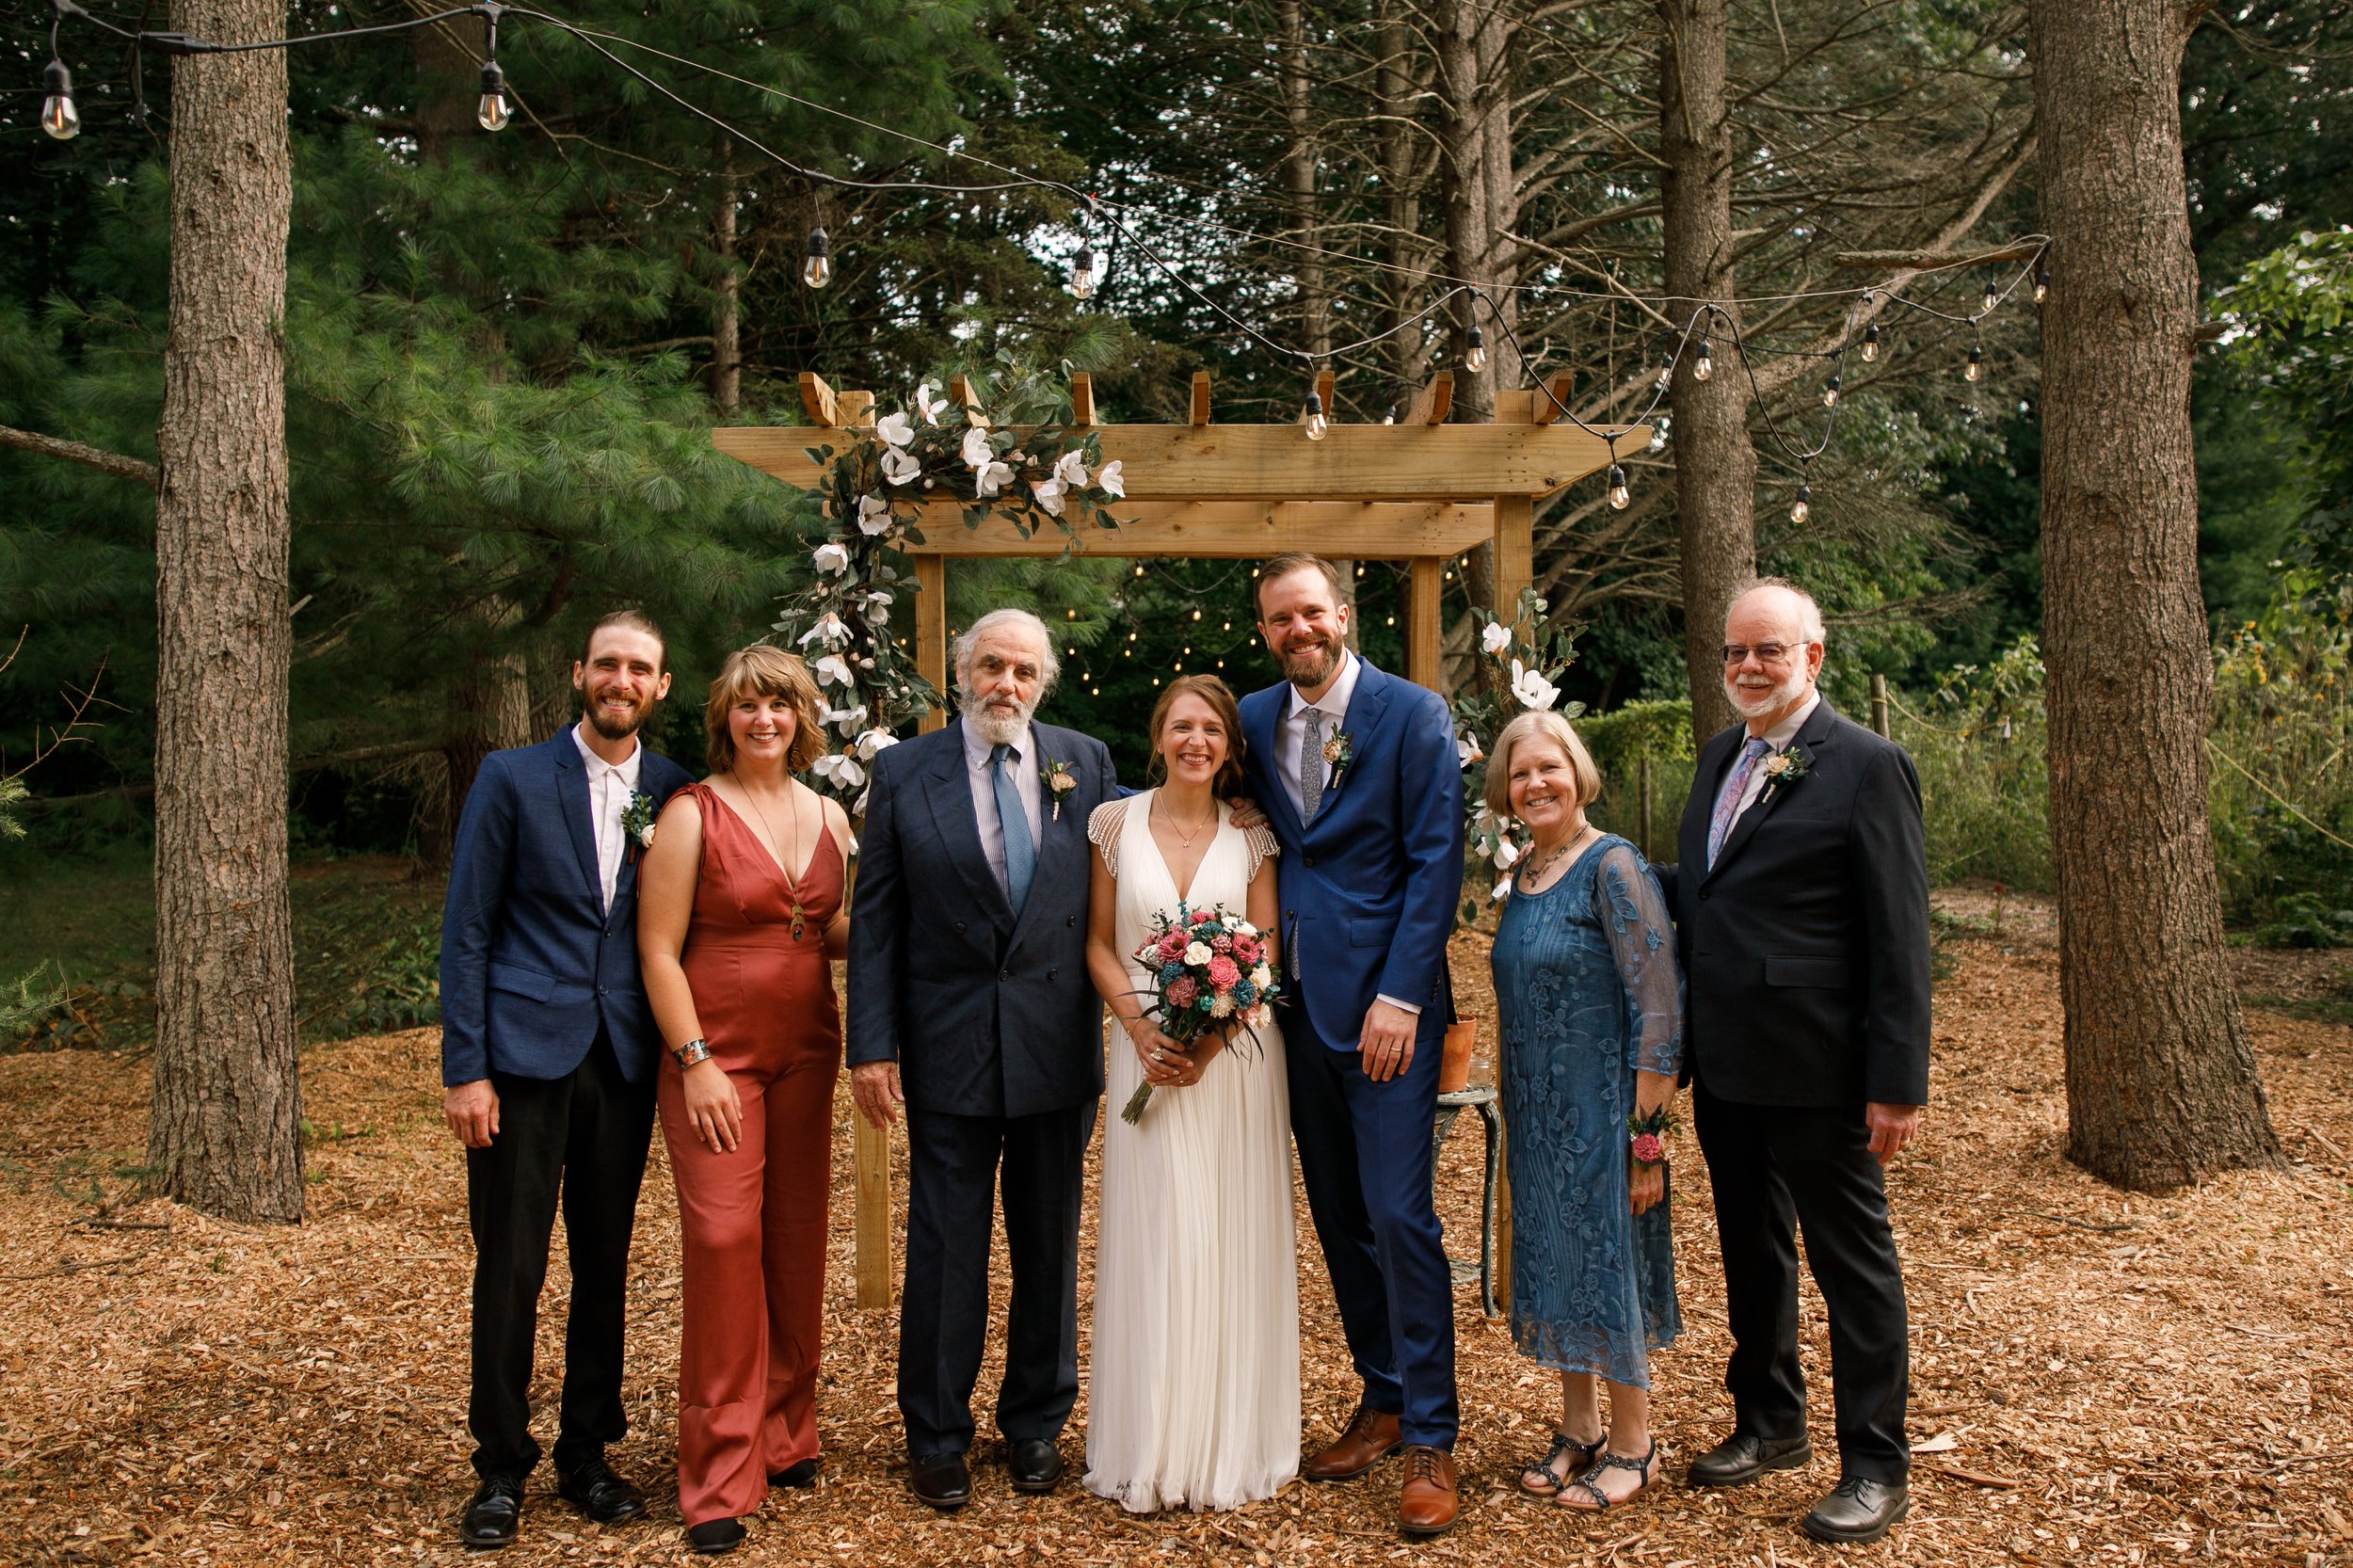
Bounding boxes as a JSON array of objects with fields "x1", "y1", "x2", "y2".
[
  {"x1": 439, "y1": 611, "x2": 692, "y2": 1549},
  {"x1": 1239, "y1": 554, "x2": 1466, "y2": 1536}
]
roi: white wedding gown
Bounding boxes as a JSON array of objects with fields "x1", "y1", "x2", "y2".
[{"x1": 1083, "y1": 793, "x2": 1301, "y2": 1512}]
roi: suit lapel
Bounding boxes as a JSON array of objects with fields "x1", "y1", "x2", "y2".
[
  {"x1": 1306, "y1": 655, "x2": 1388, "y2": 835},
  {"x1": 1009, "y1": 724, "x2": 1085, "y2": 944},
  {"x1": 921, "y1": 721, "x2": 1017, "y2": 924},
  {"x1": 1243, "y1": 686, "x2": 1305, "y2": 841},
  {"x1": 1704, "y1": 697, "x2": 1841, "y2": 883},
  {"x1": 551, "y1": 730, "x2": 602, "y2": 904}
]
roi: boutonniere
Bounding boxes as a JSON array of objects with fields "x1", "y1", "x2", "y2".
[
  {"x1": 620, "y1": 790, "x2": 658, "y2": 861},
  {"x1": 1757, "y1": 743, "x2": 1812, "y2": 804},
  {"x1": 1322, "y1": 729, "x2": 1355, "y2": 792},
  {"x1": 1041, "y1": 757, "x2": 1080, "y2": 822}
]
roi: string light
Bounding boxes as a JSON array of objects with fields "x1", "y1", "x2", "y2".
[
  {"x1": 476, "y1": 58, "x2": 510, "y2": 131},
  {"x1": 1068, "y1": 243, "x2": 1097, "y2": 301},
  {"x1": 1821, "y1": 375, "x2": 1841, "y2": 409},
  {"x1": 2034, "y1": 267, "x2": 2050, "y2": 305},
  {"x1": 1862, "y1": 324, "x2": 1880, "y2": 362},
  {"x1": 1981, "y1": 280, "x2": 2000, "y2": 315},
  {"x1": 1065, "y1": 608, "x2": 1078, "y2": 619},
  {"x1": 1965, "y1": 345, "x2": 1984, "y2": 383},
  {"x1": 1790, "y1": 482, "x2": 1811, "y2": 524},
  {"x1": 1465, "y1": 321, "x2": 1487, "y2": 374},
  {"x1": 1657, "y1": 349, "x2": 1674, "y2": 391},
  {"x1": 1192, "y1": 607, "x2": 1203, "y2": 618},
  {"x1": 1693, "y1": 339, "x2": 1714, "y2": 381},
  {"x1": 802, "y1": 226, "x2": 833, "y2": 289},
  {"x1": 1302, "y1": 388, "x2": 1329, "y2": 441},
  {"x1": 40, "y1": 59, "x2": 77, "y2": 139},
  {"x1": 1606, "y1": 463, "x2": 1630, "y2": 511}
]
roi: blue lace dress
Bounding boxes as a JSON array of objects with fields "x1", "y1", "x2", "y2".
[{"x1": 1491, "y1": 834, "x2": 1684, "y2": 1387}]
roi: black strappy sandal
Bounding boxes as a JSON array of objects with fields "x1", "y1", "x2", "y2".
[
  {"x1": 1557, "y1": 1440, "x2": 1663, "y2": 1512},
  {"x1": 1518, "y1": 1429, "x2": 1606, "y2": 1496}
]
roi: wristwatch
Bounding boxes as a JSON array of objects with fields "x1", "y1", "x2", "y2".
[{"x1": 672, "y1": 1037, "x2": 712, "y2": 1068}]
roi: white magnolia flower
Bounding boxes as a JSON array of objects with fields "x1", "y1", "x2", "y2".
[
  {"x1": 1096, "y1": 459, "x2": 1125, "y2": 498},
  {"x1": 855, "y1": 727, "x2": 899, "y2": 760},
  {"x1": 1490, "y1": 876, "x2": 1513, "y2": 903},
  {"x1": 1031, "y1": 476, "x2": 1067, "y2": 517},
  {"x1": 811, "y1": 751, "x2": 866, "y2": 791},
  {"x1": 861, "y1": 589, "x2": 894, "y2": 624},
  {"x1": 961, "y1": 425, "x2": 994, "y2": 468},
  {"x1": 1492, "y1": 838, "x2": 1522, "y2": 870},
  {"x1": 975, "y1": 458, "x2": 1015, "y2": 497},
  {"x1": 857, "y1": 494, "x2": 894, "y2": 536},
  {"x1": 1481, "y1": 620, "x2": 1513, "y2": 656},
  {"x1": 1231, "y1": 920, "x2": 1257, "y2": 936},
  {"x1": 880, "y1": 447, "x2": 921, "y2": 487},
  {"x1": 1183, "y1": 940, "x2": 1213, "y2": 966},
  {"x1": 1052, "y1": 449, "x2": 1089, "y2": 488},
  {"x1": 820, "y1": 701, "x2": 868, "y2": 732},
  {"x1": 813, "y1": 653, "x2": 854, "y2": 687},
  {"x1": 874, "y1": 410, "x2": 915, "y2": 448},
  {"x1": 635, "y1": 823, "x2": 657, "y2": 851},
  {"x1": 797, "y1": 612, "x2": 850, "y2": 648},
  {"x1": 1510, "y1": 657, "x2": 1560, "y2": 711},
  {"x1": 1456, "y1": 730, "x2": 1484, "y2": 768},
  {"x1": 916, "y1": 380, "x2": 950, "y2": 424},
  {"x1": 812, "y1": 541, "x2": 851, "y2": 576}
]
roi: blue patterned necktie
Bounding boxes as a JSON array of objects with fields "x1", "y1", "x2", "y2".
[
  {"x1": 1706, "y1": 736, "x2": 1772, "y2": 869},
  {"x1": 991, "y1": 743, "x2": 1035, "y2": 910}
]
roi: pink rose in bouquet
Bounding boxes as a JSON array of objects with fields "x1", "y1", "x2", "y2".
[
  {"x1": 1207, "y1": 955, "x2": 1241, "y2": 989},
  {"x1": 1122, "y1": 901, "x2": 1283, "y2": 1125},
  {"x1": 1165, "y1": 975, "x2": 1200, "y2": 1010}
]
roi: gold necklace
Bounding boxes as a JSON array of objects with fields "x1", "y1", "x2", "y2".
[
  {"x1": 741, "y1": 779, "x2": 811, "y2": 940},
  {"x1": 1154, "y1": 793, "x2": 1216, "y2": 848}
]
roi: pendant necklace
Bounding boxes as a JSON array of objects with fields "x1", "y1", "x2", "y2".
[
  {"x1": 744, "y1": 783, "x2": 810, "y2": 940},
  {"x1": 1155, "y1": 794, "x2": 1216, "y2": 849},
  {"x1": 1521, "y1": 824, "x2": 1596, "y2": 891}
]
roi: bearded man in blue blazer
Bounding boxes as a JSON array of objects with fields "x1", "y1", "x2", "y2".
[
  {"x1": 439, "y1": 611, "x2": 692, "y2": 1550},
  {"x1": 1238, "y1": 554, "x2": 1467, "y2": 1537}
]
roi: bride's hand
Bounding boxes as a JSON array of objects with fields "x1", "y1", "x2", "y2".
[{"x1": 1132, "y1": 1024, "x2": 1193, "y2": 1086}]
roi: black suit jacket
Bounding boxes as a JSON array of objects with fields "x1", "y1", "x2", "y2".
[
  {"x1": 843, "y1": 718, "x2": 1117, "y2": 1119},
  {"x1": 1658, "y1": 698, "x2": 1931, "y2": 1109}
]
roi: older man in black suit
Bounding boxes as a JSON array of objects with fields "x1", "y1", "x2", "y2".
[
  {"x1": 1658, "y1": 578, "x2": 1930, "y2": 1545},
  {"x1": 845, "y1": 608, "x2": 1118, "y2": 1512}
]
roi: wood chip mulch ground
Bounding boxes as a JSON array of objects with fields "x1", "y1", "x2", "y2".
[{"x1": 2, "y1": 890, "x2": 2347, "y2": 1567}]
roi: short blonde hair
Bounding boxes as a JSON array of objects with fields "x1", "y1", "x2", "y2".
[
  {"x1": 1483, "y1": 710, "x2": 1602, "y2": 820},
  {"x1": 703, "y1": 644, "x2": 827, "y2": 776}
]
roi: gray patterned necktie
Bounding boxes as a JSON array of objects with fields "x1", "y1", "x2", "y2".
[{"x1": 1300, "y1": 707, "x2": 1325, "y2": 824}]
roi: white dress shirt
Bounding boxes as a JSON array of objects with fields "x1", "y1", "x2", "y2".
[
  {"x1": 1717, "y1": 689, "x2": 1821, "y2": 840},
  {"x1": 963, "y1": 719, "x2": 1045, "y2": 900},
  {"x1": 572, "y1": 722, "x2": 644, "y2": 912}
]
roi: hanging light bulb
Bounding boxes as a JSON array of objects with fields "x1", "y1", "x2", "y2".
[
  {"x1": 1862, "y1": 324, "x2": 1881, "y2": 362},
  {"x1": 1606, "y1": 463, "x2": 1630, "y2": 511},
  {"x1": 1068, "y1": 244, "x2": 1097, "y2": 301},
  {"x1": 1790, "y1": 483, "x2": 1812, "y2": 524},
  {"x1": 1657, "y1": 349, "x2": 1675, "y2": 391},
  {"x1": 802, "y1": 226, "x2": 833, "y2": 289},
  {"x1": 1648, "y1": 414, "x2": 1671, "y2": 454},
  {"x1": 1965, "y1": 345, "x2": 1984, "y2": 383},
  {"x1": 1382, "y1": 401, "x2": 1400, "y2": 425},
  {"x1": 474, "y1": 60, "x2": 510, "y2": 132},
  {"x1": 1465, "y1": 322, "x2": 1487, "y2": 374},
  {"x1": 1981, "y1": 280, "x2": 2000, "y2": 315},
  {"x1": 1821, "y1": 375, "x2": 1842, "y2": 409},
  {"x1": 1303, "y1": 389, "x2": 1329, "y2": 441},
  {"x1": 1693, "y1": 339, "x2": 1714, "y2": 381},
  {"x1": 40, "y1": 60, "x2": 79, "y2": 140},
  {"x1": 2034, "y1": 267, "x2": 2050, "y2": 305}
]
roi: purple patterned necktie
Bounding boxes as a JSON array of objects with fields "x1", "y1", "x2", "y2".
[{"x1": 1707, "y1": 736, "x2": 1772, "y2": 869}]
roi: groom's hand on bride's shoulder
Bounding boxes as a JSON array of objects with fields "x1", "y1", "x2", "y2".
[
  {"x1": 851, "y1": 1062, "x2": 904, "y2": 1129},
  {"x1": 1225, "y1": 797, "x2": 1269, "y2": 831}
]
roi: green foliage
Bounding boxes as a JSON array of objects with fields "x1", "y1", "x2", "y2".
[{"x1": 1891, "y1": 640, "x2": 2054, "y2": 891}]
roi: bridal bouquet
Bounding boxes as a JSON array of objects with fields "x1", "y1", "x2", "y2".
[{"x1": 1121, "y1": 903, "x2": 1278, "y2": 1125}]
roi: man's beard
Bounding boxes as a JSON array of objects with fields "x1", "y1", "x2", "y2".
[
  {"x1": 584, "y1": 687, "x2": 651, "y2": 741},
  {"x1": 1279, "y1": 632, "x2": 1344, "y2": 690},
  {"x1": 960, "y1": 686, "x2": 1035, "y2": 747},
  {"x1": 1724, "y1": 661, "x2": 1810, "y2": 722}
]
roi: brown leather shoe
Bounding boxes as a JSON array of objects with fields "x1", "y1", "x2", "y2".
[
  {"x1": 1398, "y1": 1446, "x2": 1458, "y2": 1536},
  {"x1": 1302, "y1": 1403, "x2": 1402, "y2": 1481}
]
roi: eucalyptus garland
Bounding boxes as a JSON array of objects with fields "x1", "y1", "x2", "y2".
[
  {"x1": 1452, "y1": 587, "x2": 1586, "y2": 917},
  {"x1": 770, "y1": 359, "x2": 1125, "y2": 807}
]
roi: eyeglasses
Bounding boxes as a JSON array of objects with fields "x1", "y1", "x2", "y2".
[{"x1": 1721, "y1": 642, "x2": 1802, "y2": 666}]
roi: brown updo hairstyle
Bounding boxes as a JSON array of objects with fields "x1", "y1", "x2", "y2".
[
  {"x1": 703, "y1": 643, "x2": 827, "y2": 776},
  {"x1": 1144, "y1": 675, "x2": 1248, "y2": 802}
]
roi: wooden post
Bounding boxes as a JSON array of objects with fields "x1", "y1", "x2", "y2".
[
  {"x1": 1406, "y1": 558, "x2": 1443, "y2": 694},
  {"x1": 1870, "y1": 672, "x2": 1891, "y2": 739},
  {"x1": 1488, "y1": 493, "x2": 1533, "y2": 1313}
]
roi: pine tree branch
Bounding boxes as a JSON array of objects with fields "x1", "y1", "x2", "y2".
[{"x1": 0, "y1": 424, "x2": 159, "y2": 488}]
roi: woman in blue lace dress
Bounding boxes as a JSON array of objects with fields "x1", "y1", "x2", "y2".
[{"x1": 1487, "y1": 710, "x2": 1684, "y2": 1512}]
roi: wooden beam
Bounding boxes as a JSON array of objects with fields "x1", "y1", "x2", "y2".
[
  {"x1": 1530, "y1": 376, "x2": 1575, "y2": 427},
  {"x1": 1406, "y1": 557, "x2": 1443, "y2": 694},
  {"x1": 1189, "y1": 371, "x2": 1211, "y2": 426},
  {"x1": 1492, "y1": 492, "x2": 1533, "y2": 614},
  {"x1": 916, "y1": 553, "x2": 948, "y2": 732},
  {"x1": 1406, "y1": 373, "x2": 1453, "y2": 426},
  {"x1": 851, "y1": 1111, "x2": 891, "y2": 1310},
  {"x1": 1314, "y1": 368, "x2": 1335, "y2": 423},
  {"x1": 899, "y1": 501, "x2": 1495, "y2": 559},
  {"x1": 837, "y1": 390, "x2": 875, "y2": 428},
  {"x1": 715, "y1": 421, "x2": 1640, "y2": 501},
  {"x1": 1831, "y1": 241, "x2": 2043, "y2": 271},
  {"x1": 797, "y1": 372, "x2": 838, "y2": 428},
  {"x1": 1069, "y1": 373, "x2": 1095, "y2": 428}
]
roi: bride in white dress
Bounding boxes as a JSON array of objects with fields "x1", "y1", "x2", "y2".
[{"x1": 1082, "y1": 676, "x2": 1300, "y2": 1512}]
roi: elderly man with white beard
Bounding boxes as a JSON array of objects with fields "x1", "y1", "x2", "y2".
[
  {"x1": 844, "y1": 608, "x2": 1119, "y2": 1512},
  {"x1": 1653, "y1": 578, "x2": 1931, "y2": 1545}
]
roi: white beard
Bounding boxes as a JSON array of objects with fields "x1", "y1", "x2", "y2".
[
  {"x1": 1724, "y1": 661, "x2": 1812, "y2": 722},
  {"x1": 961, "y1": 689, "x2": 1034, "y2": 747}
]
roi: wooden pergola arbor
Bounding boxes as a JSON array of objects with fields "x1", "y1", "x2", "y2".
[{"x1": 715, "y1": 369, "x2": 1644, "y2": 1308}]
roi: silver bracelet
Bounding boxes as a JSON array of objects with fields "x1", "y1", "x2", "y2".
[{"x1": 673, "y1": 1037, "x2": 712, "y2": 1068}]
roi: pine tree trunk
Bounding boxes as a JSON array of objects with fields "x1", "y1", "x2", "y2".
[
  {"x1": 712, "y1": 144, "x2": 742, "y2": 414},
  {"x1": 2029, "y1": 0, "x2": 2280, "y2": 1190},
  {"x1": 1659, "y1": 0, "x2": 1755, "y2": 741},
  {"x1": 146, "y1": 0, "x2": 305, "y2": 1224},
  {"x1": 1280, "y1": 0, "x2": 1328, "y2": 361}
]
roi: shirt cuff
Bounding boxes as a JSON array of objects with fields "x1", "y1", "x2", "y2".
[{"x1": 1375, "y1": 993, "x2": 1422, "y2": 1016}]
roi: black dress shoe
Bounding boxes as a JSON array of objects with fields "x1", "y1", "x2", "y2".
[
  {"x1": 1007, "y1": 1438, "x2": 1064, "y2": 1495},
  {"x1": 458, "y1": 1475, "x2": 524, "y2": 1550},
  {"x1": 555, "y1": 1457, "x2": 647, "y2": 1525},
  {"x1": 1802, "y1": 1476, "x2": 1910, "y2": 1544},
  {"x1": 909, "y1": 1450, "x2": 971, "y2": 1510},
  {"x1": 771, "y1": 1458, "x2": 820, "y2": 1489},
  {"x1": 687, "y1": 1517, "x2": 747, "y2": 1555},
  {"x1": 1685, "y1": 1431, "x2": 1813, "y2": 1488}
]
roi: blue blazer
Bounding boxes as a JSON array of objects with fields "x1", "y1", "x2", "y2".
[
  {"x1": 438, "y1": 728, "x2": 693, "y2": 1088},
  {"x1": 844, "y1": 718, "x2": 1117, "y2": 1119},
  {"x1": 1239, "y1": 658, "x2": 1465, "y2": 1049}
]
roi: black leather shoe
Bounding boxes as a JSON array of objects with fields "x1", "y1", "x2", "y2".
[
  {"x1": 687, "y1": 1517, "x2": 747, "y2": 1555},
  {"x1": 909, "y1": 1450, "x2": 971, "y2": 1510},
  {"x1": 771, "y1": 1458, "x2": 820, "y2": 1489},
  {"x1": 458, "y1": 1475, "x2": 524, "y2": 1550},
  {"x1": 1007, "y1": 1438, "x2": 1064, "y2": 1495},
  {"x1": 1685, "y1": 1431, "x2": 1813, "y2": 1488},
  {"x1": 556, "y1": 1457, "x2": 647, "y2": 1525},
  {"x1": 1802, "y1": 1476, "x2": 1910, "y2": 1544}
]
